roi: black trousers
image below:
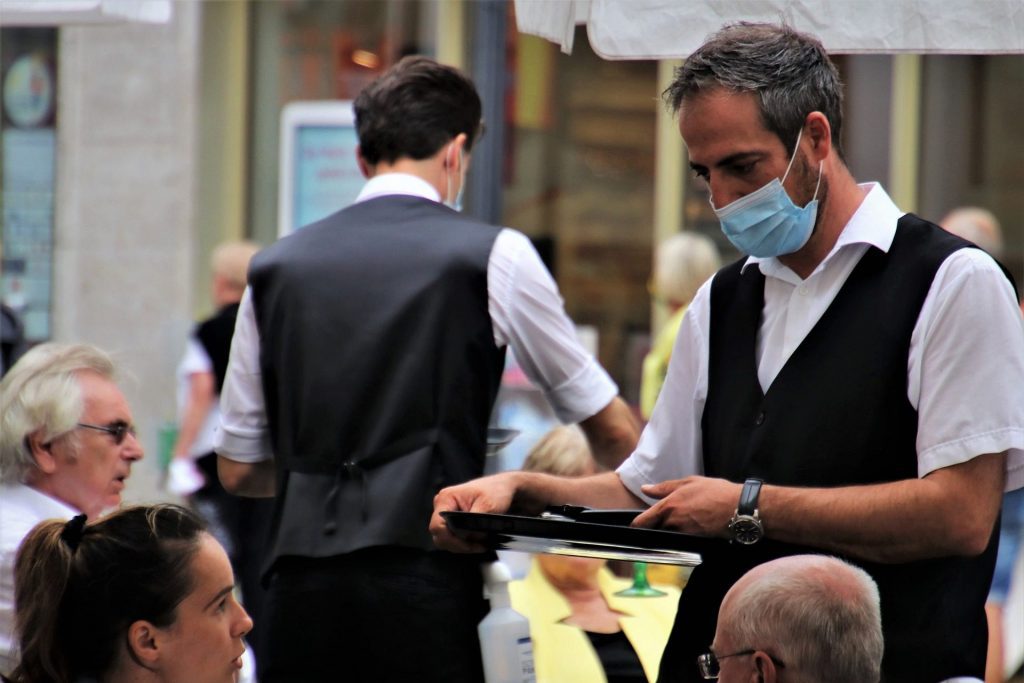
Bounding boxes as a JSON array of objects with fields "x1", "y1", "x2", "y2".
[{"x1": 260, "y1": 546, "x2": 488, "y2": 683}]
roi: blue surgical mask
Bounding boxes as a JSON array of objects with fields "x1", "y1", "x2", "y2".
[
  {"x1": 710, "y1": 129, "x2": 823, "y2": 258},
  {"x1": 444, "y1": 144, "x2": 466, "y2": 212}
]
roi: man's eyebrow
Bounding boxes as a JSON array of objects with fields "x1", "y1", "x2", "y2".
[
  {"x1": 715, "y1": 150, "x2": 764, "y2": 167},
  {"x1": 204, "y1": 585, "x2": 235, "y2": 611},
  {"x1": 689, "y1": 150, "x2": 765, "y2": 174}
]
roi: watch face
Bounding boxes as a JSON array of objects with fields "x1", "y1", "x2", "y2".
[{"x1": 730, "y1": 516, "x2": 763, "y2": 545}]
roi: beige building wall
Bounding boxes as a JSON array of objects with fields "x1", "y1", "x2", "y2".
[{"x1": 53, "y1": 4, "x2": 203, "y2": 503}]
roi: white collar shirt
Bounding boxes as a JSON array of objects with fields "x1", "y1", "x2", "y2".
[
  {"x1": 0, "y1": 483, "x2": 79, "y2": 675},
  {"x1": 619, "y1": 183, "x2": 1024, "y2": 503}
]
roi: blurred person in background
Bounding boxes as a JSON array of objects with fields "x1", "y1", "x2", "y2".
[
  {"x1": 215, "y1": 56, "x2": 639, "y2": 682},
  {"x1": 9, "y1": 504, "x2": 251, "y2": 683},
  {"x1": 167, "y1": 240, "x2": 272, "y2": 670},
  {"x1": 510, "y1": 425, "x2": 679, "y2": 683},
  {"x1": 939, "y1": 207, "x2": 1004, "y2": 258},
  {"x1": 0, "y1": 343, "x2": 144, "y2": 675},
  {"x1": 640, "y1": 232, "x2": 720, "y2": 421},
  {"x1": 704, "y1": 554, "x2": 883, "y2": 683},
  {"x1": 940, "y1": 207, "x2": 1024, "y2": 683}
]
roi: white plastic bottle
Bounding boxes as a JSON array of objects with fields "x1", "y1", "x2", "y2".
[{"x1": 479, "y1": 561, "x2": 536, "y2": 683}]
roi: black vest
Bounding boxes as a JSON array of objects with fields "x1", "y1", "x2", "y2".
[
  {"x1": 248, "y1": 195, "x2": 506, "y2": 561},
  {"x1": 195, "y1": 302, "x2": 240, "y2": 394},
  {"x1": 659, "y1": 215, "x2": 1000, "y2": 683}
]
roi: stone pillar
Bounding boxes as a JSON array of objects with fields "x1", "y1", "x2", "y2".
[{"x1": 54, "y1": 3, "x2": 202, "y2": 502}]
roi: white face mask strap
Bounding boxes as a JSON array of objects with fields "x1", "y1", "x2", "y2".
[{"x1": 781, "y1": 126, "x2": 804, "y2": 184}]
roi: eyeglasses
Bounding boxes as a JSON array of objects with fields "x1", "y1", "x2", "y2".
[
  {"x1": 698, "y1": 649, "x2": 786, "y2": 679},
  {"x1": 76, "y1": 421, "x2": 137, "y2": 445}
]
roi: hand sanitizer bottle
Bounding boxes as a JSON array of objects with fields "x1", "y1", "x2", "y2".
[{"x1": 479, "y1": 561, "x2": 536, "y2": 683}]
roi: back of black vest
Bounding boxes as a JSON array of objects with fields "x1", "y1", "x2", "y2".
[
  {"x1": 659, "y1": 215, "x2": 999, "y2": 683},
  {"x1": 249, "y1": 195, "x2": 505, "y2": 555}
]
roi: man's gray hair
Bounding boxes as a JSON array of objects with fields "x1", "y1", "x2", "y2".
[
  {"x1": 726, "y1": 555, "x2": 883, "y2": 683},
  {"x1": 0, "y1": 343, "x2": 116, "y2": 484},
  {"x1": 664, "y1": 22, "x2": 845, "y2": 159}
]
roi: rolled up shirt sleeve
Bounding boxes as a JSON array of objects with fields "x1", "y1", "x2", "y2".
[
  {"x1": 488, "y1": 229, "x2": 618, "y2": 423},
  {"x1": 214, "y1": 288, "x2": 273, "y2": 463},
  {"x1": 910, "y1": 248, "x2": 1024, "y2": 490}
]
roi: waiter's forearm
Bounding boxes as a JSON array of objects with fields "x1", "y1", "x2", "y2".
[
  {"x1": 762, "y1": 452, "x2": 1006, "y2": 563},
  {"x1": 217, "y1": 456, "x2": 277, "y2": 497},
  {"x1": 580, "y1": 397, "x2": 641, "y2": 469}
]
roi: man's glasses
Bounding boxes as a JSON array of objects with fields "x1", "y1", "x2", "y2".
[
  {"x1": 77, "y1": 421, "x2": 137, "y2": 445},
  {"x1": 698, "y1": 649, "x2": 786, "y2": 679}
]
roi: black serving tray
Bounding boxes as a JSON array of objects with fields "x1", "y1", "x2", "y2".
[{"x1": 441, "y1": 509, "x2": 714, "y2": 566}]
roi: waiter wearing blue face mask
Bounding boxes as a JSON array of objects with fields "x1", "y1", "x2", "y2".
[
  {"x1": 214, "y1": 56, "x2": 639, "y2": 683},
  {"x1": 431, "y1": 22, "x2": 1024, "y2": 683}
]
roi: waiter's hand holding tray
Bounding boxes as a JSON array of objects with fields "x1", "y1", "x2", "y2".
[{"x1": 441, "y1": 505, "x2": 716, "y2": 566}]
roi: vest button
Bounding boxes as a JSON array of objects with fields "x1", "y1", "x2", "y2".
[{"x1": 754, "y1": 411, "x2": 766, "y2": 426}]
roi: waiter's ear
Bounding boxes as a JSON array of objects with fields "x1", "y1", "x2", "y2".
[
  {"x1": 445, "y1": 133, "x2": 468, "y2": 170},
  {"x1": 804, "y1": 111, "x2": 831, "y2": 162}
]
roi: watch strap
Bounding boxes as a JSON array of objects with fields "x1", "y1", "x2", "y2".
[{"x1": 737, "y1": 478, "x2": 763, "y2": 516}]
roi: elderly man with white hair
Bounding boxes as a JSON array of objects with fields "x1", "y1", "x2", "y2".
[
  {"x1": 0, "y1": 343, "x2": 144, "y2": 675},
  {"x1": 701, "y1": 554, "x2": 883, "y2": 683}
]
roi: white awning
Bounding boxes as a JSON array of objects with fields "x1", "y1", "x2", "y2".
[
  {"x1": 0, "y1": 0, "x2": 172, "y2": 26},
  {"x1": 514, "y1": 0, "x2": 1024, "y2": 58}
]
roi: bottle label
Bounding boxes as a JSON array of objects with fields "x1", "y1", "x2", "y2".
[{"x1": 517, "y1": 637, "x2": 536, "y2": 682}]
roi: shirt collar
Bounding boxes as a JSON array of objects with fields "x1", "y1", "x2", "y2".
[
  {"x1": 2, "y1": 482, "x2": 81, "y2": 517},
  {"x1": 355, "y1": 172, "x2": 441, "y2": 204},
  {"x1": 740, "y1": 182, "x2": 904, "y2": 277}
]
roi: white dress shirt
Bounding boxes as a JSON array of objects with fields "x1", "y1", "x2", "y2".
[
  {"x1": 216, "y1": 173, "x2": 618, "y2": 463},
  {"x1": 619, "y1": 183, "x2": 1024, "y2": 503},
  {"x1": 0, "y1": 483, "x2": 78, "y2": 675}
]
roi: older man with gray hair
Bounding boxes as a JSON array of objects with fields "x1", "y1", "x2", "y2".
[
  {"x1": 702, "y1": 554, "x2": 883, "y2": 683},
  {"x1": 0, "y1": 343, "x2": 144, "y2": 675}
]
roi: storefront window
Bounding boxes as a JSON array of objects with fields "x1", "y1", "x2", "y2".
[
  {"x1": 920, "y1": 55, "x2": 1024, "y2": 284},
  {"x1": 502, "y1": 26, "x2": 658, "y2": 394},
  {"x1": 1, "y1": 27, "x2": 58, "y2": 342},
  {"x1": 248, "y1": 0, "x2": 434, "y2": 245}
]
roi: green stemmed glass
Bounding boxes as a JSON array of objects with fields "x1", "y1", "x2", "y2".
[{"x1": 614, "y1": 561, "x2": 667, "y2": 597}]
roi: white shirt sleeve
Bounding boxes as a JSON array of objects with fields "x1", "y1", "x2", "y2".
[
  {"x1": 488, "y1": 229, "x2": 618, "y2": 423},
  {"x1": 214, "y1": 288, "x2": 273, "y2": 463},
  {"x1": 910, "y1": 248, "x2": 1024, "y2": 489},
  {"x1": 616, "y1": 277, "x2": 713, "y2": 504}
]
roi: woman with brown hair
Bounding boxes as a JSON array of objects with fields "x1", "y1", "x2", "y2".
[{"x1": 9, "y1": 504, "x2": 251, "y2": 683}]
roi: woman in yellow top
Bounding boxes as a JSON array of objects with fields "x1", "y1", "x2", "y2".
[
  {"x1": 640, "y1": 232, "x2": 721, "y2": 421},
  {"x1": 507, "y1": 426, "x2": 679, "y2": 683}
]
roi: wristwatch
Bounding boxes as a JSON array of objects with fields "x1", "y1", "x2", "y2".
[{"x1": 727, "y1": 478, "x2": 764, "y2": 545}]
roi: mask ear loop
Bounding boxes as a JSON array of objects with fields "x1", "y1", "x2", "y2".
[
  {"x1": 782, "y1": 127, "x2": 824, "y2": 204},
  {"x1": 780, "y1": 127, "x2": 804, "y2": 185},
  {"x1": 811, "y1": 158, "x2": 823, "y2": 201}
]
